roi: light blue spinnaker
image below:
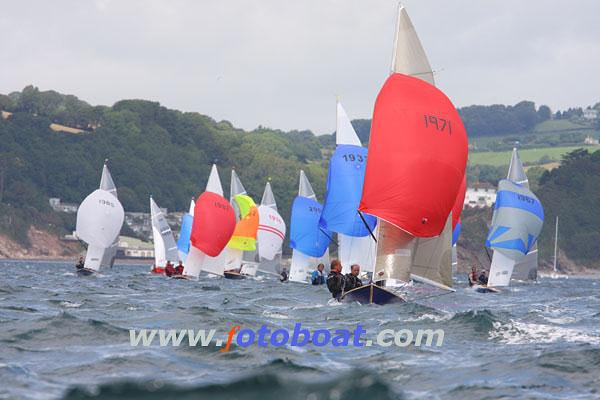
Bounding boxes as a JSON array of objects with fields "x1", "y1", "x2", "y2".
[
  {"x1": 486, "y1": 179, "x2": 544, "y2": 261},
  {"x1": 177, "y1": 199, "x2": 195, "y2": 261}
]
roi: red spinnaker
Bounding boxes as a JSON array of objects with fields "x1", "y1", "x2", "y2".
[
  {"x1": 191, "y1": 191, "x2": 236, "y2": 257},
  {"x1": 359, "y1": 73, "x2": 468, "y2": 237},
  {"x1": 452, "y1": 175, "x2": 466, "y2": 230}
]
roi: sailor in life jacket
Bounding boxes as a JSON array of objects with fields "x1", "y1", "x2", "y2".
[
  {"x1": 311, "y1": 263, "x2": 326, "y2": 285},
  {"x1": 326, "y1": 260, "x2": 345, "y2": 300}
]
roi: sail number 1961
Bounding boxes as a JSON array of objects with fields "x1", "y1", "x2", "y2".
[{"x1": 423, "y1": 114, "x2": 452, "y2": 134}]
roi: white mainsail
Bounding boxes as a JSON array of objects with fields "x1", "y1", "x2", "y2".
[
  {"x1": 150, "y1": 196, "x2": 178, "y2": 268},
  {"x1": 289, "y1": 171, "x2": 329, "y2": 283},
  {"x1": 182, "y1": 164, "x2": 227, "y2": 278},
  {"x1": 76, "y1": 188, "x2": 124, "y2": 272},
  {"x1": 391, "y1": 5, "x2": 435, "y2": 85},
  {"x1": 98, "y1": 162, "x2": 119, "y2": 269},
  {"x1": 225, "y1": 170, "x2": 247, "y2": 271},
  {"x1": 256, "y1": 182, "x2": 286, "y2": 276}
]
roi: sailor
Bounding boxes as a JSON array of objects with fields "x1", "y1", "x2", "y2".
[
  {"x1": 311, "y1": 263, "x2": 326, "y2": 285},
  {"x1": 326, "y1": 259, "x2": 345, "y2": 300},
  {"x1": 175, "y1": 261, "x2": 184, "y2": 275},
  {"x1": 280, "y1": 267, "x2": 289, "y2": 282},
  {"x1": 165, "y1": 261, "x2": 176, "y2": 277},
  {"x1": 75, "y1": 256, "x2": 84, "y2": 270},
  {"x1": 478, "y1": 270, "x2": 488, "y2": 285},
  {"x1": 344, "y1": 264, "x2": 363, "y2": 291},
  {"x1": 468, "y1": 266, "x2": 478, "y2": 286}
]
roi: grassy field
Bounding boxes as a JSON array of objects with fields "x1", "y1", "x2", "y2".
[{"x1": 469, "y1": 145, "x2": 600, "y2": 166}]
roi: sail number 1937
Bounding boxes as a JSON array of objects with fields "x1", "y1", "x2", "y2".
[{"x1": 424, "y1": 114, "x2": 452, "y2": 135}]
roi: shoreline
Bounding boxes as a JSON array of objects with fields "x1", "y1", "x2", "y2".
[{"x1": 0, "y1": 257, "x2": 154, "y2": 266}]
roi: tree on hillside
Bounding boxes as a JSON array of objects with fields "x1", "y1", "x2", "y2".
[{"x1": 537, "y1": 105, "x2": 551, "y2": 122}]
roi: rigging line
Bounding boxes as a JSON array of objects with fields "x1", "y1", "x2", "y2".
[
  {"x1": 358, "y1": 211, "x2": 377, "y2": 243},
  {"x1": 484, "y1": 247, "x2": 492, "y2": 263},
  {"x1": 319, "y1": 228, "x2": 339, "y2": 247}
]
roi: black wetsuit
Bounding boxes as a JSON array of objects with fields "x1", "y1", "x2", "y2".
[
  {"x1": 280, "y1": 270, "x2": 288, "y2": 282},
  {"x1": 326, "y1": 271, "x2": 345, "y2": 300},
  {"x1": 344, "y1": 273, "x2": 363, "y2": 291},
  {"x1": 75, "y1": 261, "x2": 84, "y2": 270},
  {"x1": 478, "y1": 273, "x2": 488, "y2": 285}
]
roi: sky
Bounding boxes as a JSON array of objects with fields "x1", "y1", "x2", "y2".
[{"x1": 1, "y1": 0, "x2": 599, "y2": 134}]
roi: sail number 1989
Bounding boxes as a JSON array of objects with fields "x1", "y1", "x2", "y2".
[{"x1": 423, "y1": 114, "x2": 452, "y2": 134}]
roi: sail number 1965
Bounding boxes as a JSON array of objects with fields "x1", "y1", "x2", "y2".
[{"x1": 424, "y1": 114, "x2": 452, "y2": 134}]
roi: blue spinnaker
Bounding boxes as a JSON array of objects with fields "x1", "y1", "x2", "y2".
[
  {"x1": 177, "y1": 213, "x2": 193, "y2": 256},
  {"x1": 452, "y1": 220, "x2": 462, "y2": 246},
  {"x1": 290, "y1": 196, "x2": 331, "y2": 258},
  {"x1": 320, "y1": 145, "x2": 376, "y2": 236}
]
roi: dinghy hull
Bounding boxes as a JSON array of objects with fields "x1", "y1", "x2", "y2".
[
  {"x1": 76, "y1": 268, "x2": 95, "y2": 276},
  {"x1": 472, "y1": 284, "x2": 500, "y2": 294},
  {"x1": 341, "y1": 283, "x2": 405, "y2": 305},
  {"x1": 224, "y1": 271, "x2": 245, "y2": 280}
]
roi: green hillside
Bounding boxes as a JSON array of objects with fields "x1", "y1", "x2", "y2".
[
  {"x1": 469, "y1": 146, "x2": 600, "y2": 167},
  {"x1": 1, "y1": 86, "x2": 599, "y2": 266}
]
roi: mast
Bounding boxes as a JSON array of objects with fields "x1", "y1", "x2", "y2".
[{"x1": 553, "y1": 216, "x2": 559, "y2": 273}]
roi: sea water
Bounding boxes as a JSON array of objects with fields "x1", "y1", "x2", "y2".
[{"x1": 1, "y1": 260, "x2": 599, "y2": 399}]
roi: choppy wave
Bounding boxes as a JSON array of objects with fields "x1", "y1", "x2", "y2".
[
  {"x1": 62, "y1": 369, "x2": 402, "y2": 400},
  {"x1": 2, "y1": 261, "x2": 600, "y2": 400}
]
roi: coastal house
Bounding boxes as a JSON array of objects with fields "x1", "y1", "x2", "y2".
[
  {"x1": 464, "y1": 185, "x2": 497, "y2": 208},
  {"x1": 583, "y1": 108, "x2": 598, "y2": 120},
  {"x1": 49, "y1": 198, "x2": 79, "y2": 213}
]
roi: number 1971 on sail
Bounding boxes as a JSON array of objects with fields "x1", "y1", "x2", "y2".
[{"x1": 423, "y1": 114, "x2": 452, "y2": 134}]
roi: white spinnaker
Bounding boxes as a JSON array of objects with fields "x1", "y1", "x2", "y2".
[
  {"x1": 183, "y1": 164, "x2": 228, "y2": 278},
  {"x1": 76, "y1": 189, "x2": 124, "y2": 248},
  {"x1": 257, "y1": 182, "x2": 286, "y2": 275},
  {"x1": 150, "y1": 197, "x2": 178, "y2": 267},
  {"x1": 391, "y1": 5, "x2": 435, "y2": 84},
  {"x1": 289, "y1": 170, "x2": 323, "y2": 283},
  {"x1": 488, "y1": 251, "x2": 516, "y2": 287},
  {"x1": 257, "y1": 205, "x2": 286, "y2": 261}
]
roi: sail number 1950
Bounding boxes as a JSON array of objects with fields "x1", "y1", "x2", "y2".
[{"x1": 424, "y1": 114, "x2": 452, "y2": 134}]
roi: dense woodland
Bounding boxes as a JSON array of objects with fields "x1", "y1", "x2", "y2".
[{"x1": 0, "y1": 86, "x2": 599, "y2": 265}]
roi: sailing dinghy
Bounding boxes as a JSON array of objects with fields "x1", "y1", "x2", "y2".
[
  {"x1": 342, "y1": 6, "x2": 468, "y2": 304},
  {"x1": 256, "y1": 181, "x2": 287, "y2": 277},
  {"x1": 179, "y1": 164, "x2": 236, "y2": 280},
  {"x1": 75, "y1": 162, "x2": 124, "y2": 276},
  {"x1": 484, "y1": 152, "x2": 544, "y2": 289},
  {"x1": 289, "y1": 171, "x2": 331, "y2": 283},
  {"x1": 320, "y1": 101, "x2": 377, "y2": 276},
  {"x1": 149, "y1": 196, "x2": 178, "y2": 274}
]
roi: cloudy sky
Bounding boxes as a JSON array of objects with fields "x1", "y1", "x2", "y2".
[{"x1": 1, "y1": 0, "x2": 599, "y2": 134}]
